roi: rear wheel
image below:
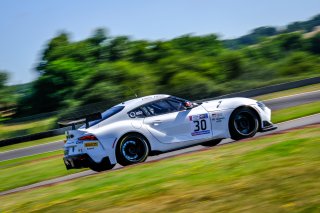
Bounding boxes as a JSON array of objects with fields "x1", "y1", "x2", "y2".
[
  {"x1": 117, "y1": 133, "x2": 149, "y2": 166},
  {"x1": 229, "y1": 107, "x2": 259, "y2": 140}
]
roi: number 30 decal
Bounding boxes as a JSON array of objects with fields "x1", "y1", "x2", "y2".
[{"x1": 194, "y1": 119, "x2": 207, "y2": 131}]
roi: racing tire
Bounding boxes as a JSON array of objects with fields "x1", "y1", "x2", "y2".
[
  {"x1": 88, "y1": 158, "x2": 115, "y2": 172},
  {"x1": 202, "y1": 139, "x2": 222, "y2": 147},
  {"x1": 117, "y1": 133, "x2": 149, "y2": 166},
  {"x1": 229, "y1": 107, "x2": 259, "y2": 141}
]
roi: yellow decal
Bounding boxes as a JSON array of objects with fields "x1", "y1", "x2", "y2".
[{"x1": 85, "y1": 142, "x2": 98, "y2": 147}]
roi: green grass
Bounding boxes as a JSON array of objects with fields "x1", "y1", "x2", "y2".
[
  {"x1": 0, "y1": 135, "x2": 65, "y2": 153},
  {"x1": 0, "y1": 117, "x2": 57, "y2": 140},
  {"x1": 0, "y1": 150, "x2": 86, "y2": 192},
  {"x1": 0, "y1": 125, "x2": 319, "y2": 212},
  {"x1": 271, "y1": 101, "x2": 320, "y2": 123},
  {"x1": 255, "y1": 83, "x2": 320, "y2": 101},
  {"x1": 0, "y1": 101, "x2": 317, "y2": 194}
]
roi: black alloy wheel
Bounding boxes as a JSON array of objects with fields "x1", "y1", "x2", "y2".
[
  {"x1": 229, "y1": 107, "x2": 259, "y2": 140},
  {"x1": 117, "y1": 133, "x2": 149, "y2": 166}
]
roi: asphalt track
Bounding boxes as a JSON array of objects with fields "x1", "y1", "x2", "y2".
[
  {"x1": 1, "y1": 113, "x2": 319, "y2": 196},
  {"x1": 263, "y1": 90, "x2": 320, "y2": 110},
  {"x1": 0, "y1": 90, "x2": 319, "y2": 162}
]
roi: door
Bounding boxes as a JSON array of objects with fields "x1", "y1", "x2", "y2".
[{"x1": 143, "y1": 98, "x2": 212, "y2": 144}]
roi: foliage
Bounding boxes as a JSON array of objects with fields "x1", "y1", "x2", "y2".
[
  {"x1": 0, "y1": 71, "x2": 8, "y2": 89},
  {"x1": 276, "y1": 51, "x2": 320, "y2": 75},
  {"x1": 13, "y1": 15, "x2": 320, "y2": 117}
]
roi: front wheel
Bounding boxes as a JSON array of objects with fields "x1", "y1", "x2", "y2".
[
  {"x1": 229, "y1": 107, "x2": 259, "y2": 141},
  {"x1": 117, "y1": 133, "x2": 149, "y2": 166}
]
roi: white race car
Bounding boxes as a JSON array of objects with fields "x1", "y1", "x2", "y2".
[{"x1": 62, "y1": 94, "x2": 276, "y2": 171}]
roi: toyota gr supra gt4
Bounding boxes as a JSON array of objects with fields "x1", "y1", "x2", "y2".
[{"x1": 61, "y1": 94, "x2": 277, "y2": 171}]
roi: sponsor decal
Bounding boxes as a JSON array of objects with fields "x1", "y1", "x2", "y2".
[
  {"x1": 189, "y1": 113, "x2": 209, "y2": 121},
  {"x1": 85, "y1": 142, "x2": 98, "y2": 147},
  {"x1": 212, "y1": 113, "x2": 225, "y2": 122},
  {"x1": 191, "y1": 130, "x2": 210, "y2": 136},
  {"x1": 136, "y1": 110, "x2": 143, "y2": 116}
]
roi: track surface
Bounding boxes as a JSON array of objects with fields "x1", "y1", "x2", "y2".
[
  {"x1": 1, "y1": 113, "x2": 319, "y2": 196},
  {"x1": 263, "y1": 90, "x2": 320, "y2": 110},
  {"x1": 0, "y1": 90, "x2": 319, "y2": 162}
]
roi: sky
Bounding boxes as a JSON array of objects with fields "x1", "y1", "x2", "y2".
[{"x1": 0, "y1": 0, "x2": 319, "y2": 85}]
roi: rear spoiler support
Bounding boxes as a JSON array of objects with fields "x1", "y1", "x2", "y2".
[{"x1": 58, "y1": 112, "x2": 102, "y2": 130}]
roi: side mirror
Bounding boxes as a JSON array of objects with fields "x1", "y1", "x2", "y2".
[{"x1": 184, "y1": 101, "x2": 193, "y2": 109}]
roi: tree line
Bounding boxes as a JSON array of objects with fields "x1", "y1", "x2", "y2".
[{"x1": 1, "y1": 14, "x2": 320, "y2": 118}]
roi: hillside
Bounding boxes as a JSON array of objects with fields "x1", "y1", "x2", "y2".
[{"x1": 224, "y1": 14, "x2": 320, "y2": 49}]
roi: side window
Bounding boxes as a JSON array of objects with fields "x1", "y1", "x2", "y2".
[
  {"x1": 145, "y1": 100, "x2": 175, "y2": 116},
  {"x1": 167, "y1": 98, "x2": 186, "y2": 111},
  {"x1": 128, "y1": 108, "x2": 145, "y2": 118},
  {"x1": 141, "y1": 106, "x2": 151, "y2": 116}
]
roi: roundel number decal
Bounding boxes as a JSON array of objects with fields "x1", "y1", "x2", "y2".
[
  {"x1": 129, "y1": 111, "x2": 136, "y2": 118},
  {"x1": 189, "y1": 113, "x2": 211, "y2": 136},
  {"x1": 193, "y1": 119, "x2": 207, "y2": 131}
]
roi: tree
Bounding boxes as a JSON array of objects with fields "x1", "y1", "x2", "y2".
[
  {"x1": 308, "y1": 33, "x2": 320, "y2": 54},
  {"x1": 276, "y1": 52, "x2": 319, "y2": 76},
  {"x1": 0, "y1": 71, "x2": 8, "y2": 89},
  {"x1": 108, "y1": 36, "x2": 130, "y2": 61},
  {"x1": 168, "y1": 71, "x2": 214, "y2": 100},
  {"x1": 89, "y1": 28, "x2": 108, "y2": 46},
  {"x1": 217, "y1": 52, "x2": 244, "y2": 80},
  {"x1": 277, "y1": 33, "x2": 304, "y2": 52}
]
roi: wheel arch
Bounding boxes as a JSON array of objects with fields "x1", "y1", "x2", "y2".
[
  {"x1": 228, "y1": 105, "x2": 262, "y2": 134},
  {"x1": 115, "y1": 131, "x2": 152, "y2": 162}
]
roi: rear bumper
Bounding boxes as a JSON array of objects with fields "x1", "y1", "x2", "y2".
[{"x1": 63, "y1": 154, "x2": 91, "y2": 169}]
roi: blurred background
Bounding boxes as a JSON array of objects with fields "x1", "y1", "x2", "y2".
[{"x1": 0, "y1": 0, "x2": 320, "y2": 140}]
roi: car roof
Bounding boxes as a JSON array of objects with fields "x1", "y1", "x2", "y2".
[{"x1": 117, "y1": 94, "x2": 170, "y2": 111}]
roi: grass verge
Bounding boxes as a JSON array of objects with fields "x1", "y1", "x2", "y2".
[
  {"x1": 255, "y1": 83, "x2": 320, "y2": 101},
  {"x1": 0, "y1": 135, "x2": 65, "y2": 153},
  {"x1": 271, "y1": 101, "x2": 320, "y2": 123},
  {"x1": 0, "y1": 117, "x2": 57, "y2": 140},
  {"x1": 0, "y1": 101, "x2": 318, "y2": 192},
  {"x1": 0, "y1": 125, "x2": 319, "y2": 212},
  {"x1": 0, "y1": 150, "x2": 86, "y2": 192}
]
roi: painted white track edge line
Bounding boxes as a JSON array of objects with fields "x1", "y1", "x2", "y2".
[
  {"x1": 262, "y1": 90, "x2": 320, "y2": 102},
  {"x1": 0, "y1": 140, "x2": 63, "y2": 154},
  {"x1": 0, "y1": 149, "x2": 61, "y2": 163}
]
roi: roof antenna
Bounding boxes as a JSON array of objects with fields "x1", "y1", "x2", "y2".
[{"x1": 127, "y1": 86, "x2": 138, "y2": 98}]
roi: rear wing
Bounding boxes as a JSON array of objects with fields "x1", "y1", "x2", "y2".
[{"x1": 58, "y1": 112, "x2": 102, "y2": 130}]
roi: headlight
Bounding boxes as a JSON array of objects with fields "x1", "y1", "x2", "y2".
[{"x1": 257, "y1": 101, "x2": 266, "y2": 111}]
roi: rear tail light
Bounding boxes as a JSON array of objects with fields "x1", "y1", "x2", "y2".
[{"x1": 78, "y1": 135, "x2": 98, "y2": 141}]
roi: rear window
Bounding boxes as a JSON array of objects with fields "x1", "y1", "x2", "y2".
[{"x1": 88, "y1": 106, "x2": 125, "y2": 127}]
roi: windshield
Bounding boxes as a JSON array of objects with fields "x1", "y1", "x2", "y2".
[{"x1": 86, "y1": 105, "x2": 125, "y2": 128}]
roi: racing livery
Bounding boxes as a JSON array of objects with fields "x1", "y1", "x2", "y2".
[{"x1": 62, "y1": 95, "x2": 276, "y2": 171}]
